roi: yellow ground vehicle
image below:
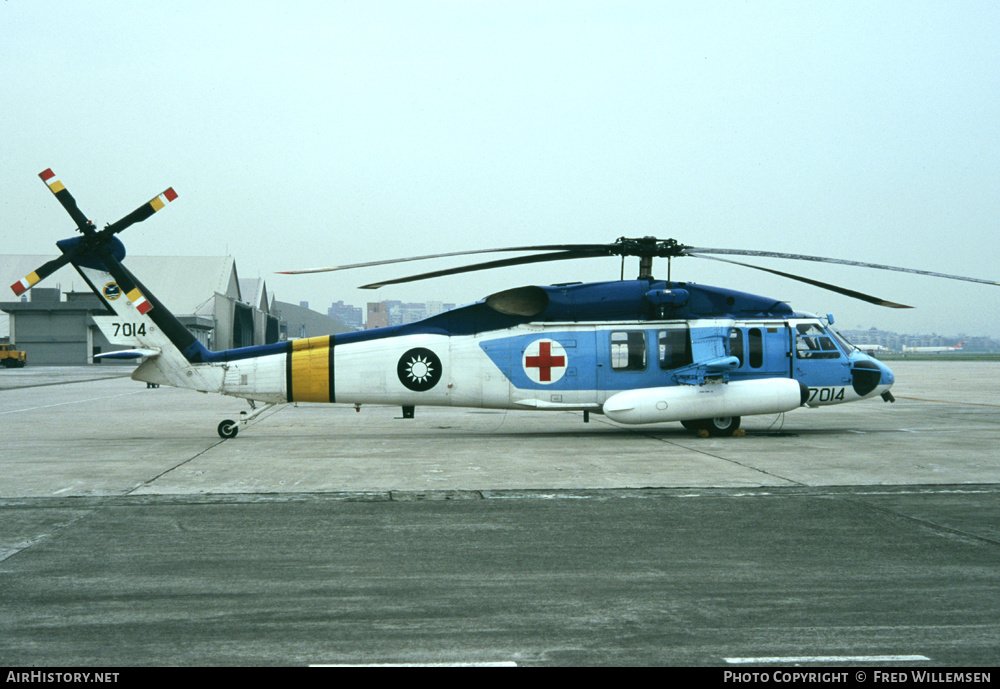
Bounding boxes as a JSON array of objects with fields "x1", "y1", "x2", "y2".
[{"x1": 0, "y1": 344, "x2": 27, "y2": 368}]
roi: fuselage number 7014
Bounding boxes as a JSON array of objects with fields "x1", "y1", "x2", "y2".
[{"x1": 808, "y1": 387, "x2": 846, "y2": 403}]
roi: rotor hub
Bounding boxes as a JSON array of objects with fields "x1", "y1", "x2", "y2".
[{"x1": 613, "y1": 237, "x2": 689, "y2": 258}]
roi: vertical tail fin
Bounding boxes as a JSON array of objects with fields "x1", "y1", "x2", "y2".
[{"x1": 81, "y1": 256, "x2": 222, "y2": 391}]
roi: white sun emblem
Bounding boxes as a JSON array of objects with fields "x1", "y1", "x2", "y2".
[{"x1": 405, "y1": 355, "x2": 434, "y2": 384}]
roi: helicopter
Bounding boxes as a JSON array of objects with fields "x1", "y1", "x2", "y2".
[{"x1": 12, "y1": 169, "x2": 998, "y2": 438}]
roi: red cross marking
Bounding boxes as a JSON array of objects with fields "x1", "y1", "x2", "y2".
[{"x1": 524, "y1": 341, "x2": 566, "y2": 382}]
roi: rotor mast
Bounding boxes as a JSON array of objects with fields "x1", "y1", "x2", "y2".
[
  {"x1": 638, "y1": 254, "x2": 654, "y2": 280},
  {"x1": 627, "y1": 236, "x2": 678, "y2": 281}
]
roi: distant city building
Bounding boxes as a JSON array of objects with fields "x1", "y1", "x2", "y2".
[
  {"x1": 396, "y1": 300, "x2": 456, "y2": 325},
  {"x1": 366, "y1": 302, "x2": 388, "y2": 330},
  {"x1": 362, "y1": 299, "x2": 457, "y2": 329},
  {"x1": 328, "y1": 301, "x2": 363, "y2": 330}
]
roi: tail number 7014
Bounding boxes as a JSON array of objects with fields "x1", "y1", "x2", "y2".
[{"x1": 111, "y1": 322, "x2": 147, "y2": 337}]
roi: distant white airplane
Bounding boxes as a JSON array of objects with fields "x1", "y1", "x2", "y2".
[{"x1": 902, "y1": 341, "x2": 964, "y2": 353}]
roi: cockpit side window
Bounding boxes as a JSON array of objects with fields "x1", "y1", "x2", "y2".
[{"x1": 795, "y1": 323, "x2": 841, "y2": 359}]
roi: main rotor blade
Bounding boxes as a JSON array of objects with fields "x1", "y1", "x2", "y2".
[
  {"x1": 39, "y1": 168, "x2": 93, "y2": 233},
  {"x1": 360, "y1": 249, "x2": 613, "y2": 289},
  {"x1": 688, "y1": 254, "x2": 913, "y2": 308},
  {"x1": 103, "y1": 188, "x2": 178, "y2": 236},
  {"x1": 279, "y1": 243, "x2": 611, "y2": 275},
  {"x1": 683, "y1": 247, "x2": 1000, "y2": 287}
]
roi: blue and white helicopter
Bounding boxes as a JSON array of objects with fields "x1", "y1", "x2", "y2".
[{"x1": 13, "y1": 169, "x2": 998, "y2": 438}]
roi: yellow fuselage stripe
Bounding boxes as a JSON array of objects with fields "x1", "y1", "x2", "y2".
[{"x1": 289, "y1": 336, "x2": 333, "y2": 403}]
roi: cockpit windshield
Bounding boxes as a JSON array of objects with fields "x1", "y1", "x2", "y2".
[{"x1": 829, "y1": 328, "x2": 857, "y2": 356}]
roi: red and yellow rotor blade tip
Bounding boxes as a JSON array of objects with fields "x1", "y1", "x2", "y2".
[
  {"x1": 149, "y1": 187, "x2": 178, "y2": 212},
  {"x1": 10, "y1": 272, "x2": 41, "y2": 296},
  {"x1": 38, "y1": 168, "x2": 66, "y2": 194}
]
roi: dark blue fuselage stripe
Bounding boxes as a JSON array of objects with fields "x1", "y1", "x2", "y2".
[{"x1": 329, "y1": 336, "x2": 336, "y2": 403}]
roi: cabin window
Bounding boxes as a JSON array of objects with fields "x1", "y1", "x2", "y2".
[
  {"x1": 658, "y1": 327, "x2": 693, "y2": 370},
  {"x1": 748, "y1": 328, "x2": 764, "y2": 368},
  {"x1": 795, "y1": 323, "x2": 841, "y2": 359},
  {"x1": 728, "y1": 328, "x2": 744, "y2": 367},
  {"x1": 610, "y1": 331, "x2": 647, "y2": 371}
]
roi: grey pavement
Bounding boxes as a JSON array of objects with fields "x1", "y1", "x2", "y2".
[{"x1": 0, "y1": 361, "x2": 998, "y2": 666}]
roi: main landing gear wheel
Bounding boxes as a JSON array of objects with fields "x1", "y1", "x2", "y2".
[
  {"x1": 682, "y1": 416, "x2": 742, "y2": 437},
  {"x1": 218, "y1": 420, "x2": 239, "y2": 439}
]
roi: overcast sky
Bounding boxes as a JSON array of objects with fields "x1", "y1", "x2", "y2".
[{"x1": 3, "y1": 1, "x2": 998, "y2": 336}]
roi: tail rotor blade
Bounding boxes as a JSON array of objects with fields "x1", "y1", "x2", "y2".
[
  {"x1": 103, "y1": 188, "x2": 178, "y2": 236},
  {"x1": 19, "y1": 170, "x2": 177, "y2": 301},
  {"x1": 21, "y1": 169, "x2": 199, "y2": 356},
  {"x1": 9, "y1": 253, "x2": 78, "y2": 296},
  {"x1": 39, "y1": 168, "x2": 94, "y2": 233},
  {"x1": 95, "y1": 246, "x2": 153, "y2": 315}
]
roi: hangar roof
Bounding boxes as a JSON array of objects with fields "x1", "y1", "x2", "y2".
[{"x1": 239, "y1": 278, "x2": 269, "y2": 312}]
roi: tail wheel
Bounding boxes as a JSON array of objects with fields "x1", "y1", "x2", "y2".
[{"x1": 218, "y1": 420, "x2": 239, "y2": 439}]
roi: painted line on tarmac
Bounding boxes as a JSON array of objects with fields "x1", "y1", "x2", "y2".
[
  {"x1": 310, "y1": 662, "x2": 518, "y2": 667},
  {"x1": 0, "y1": 390, "x2": 147, "y2": 415},
  {"x1": 0, "y1": 374, "x2": 132, "y2": 392},
  {"x1": 896, "y1": 395, "x2": 1000, "y2": 408},
  {"x1": 725, "y1": 654, "x2": 930, "y2": 664}
]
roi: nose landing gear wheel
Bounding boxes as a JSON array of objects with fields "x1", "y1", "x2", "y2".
[
  {"x1": 218, "y1": 420, "x2": 239, "y2": 439},
  {"x1": 704, "y1": 416, "x2": 740, "y2": 436}
]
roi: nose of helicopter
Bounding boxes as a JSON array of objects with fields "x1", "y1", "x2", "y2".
[
  {"x1": 878, "y1": 359, "x2": 895, "y2": 388},
  {"x1": 851, "y1": 354, "x2": 894, "y2": 398}
]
